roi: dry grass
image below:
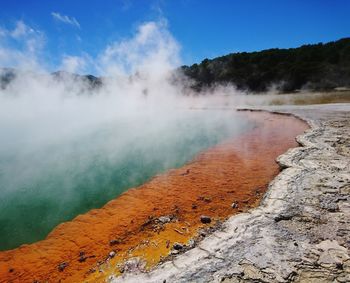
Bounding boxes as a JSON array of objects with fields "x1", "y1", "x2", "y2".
[{"x1": 268, "y1": 91, "x2": 350, "y2": 106}]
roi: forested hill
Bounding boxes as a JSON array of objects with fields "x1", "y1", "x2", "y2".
[{"x1": 181, "y1": 38, "x2": 350, "y2": 93}]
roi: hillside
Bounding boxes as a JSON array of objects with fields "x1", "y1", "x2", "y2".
[
  {"x1": 0, "y1": 69, "x2": 102, "y2": 90},
  {"x1": 181, "y1": 38, "x2": 350, "y2": 93}
]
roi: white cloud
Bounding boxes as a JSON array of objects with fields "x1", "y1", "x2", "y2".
[
  {"x1": 60, "y1": 55, "x2": 88, "y2": 73},
  {"x1": 98, "y1": 20, "x2": 181, "y2": 77},
  {"x1": 0, "y1": 18, "x2": 181, "y2": 78},
  {"x1": 0, "y1": 21, "x2": 46, "y2": 70},
  {"x1": 0, "y1": 21, "x2": 40, "y2": 41},
  {"x1": 51, "y1": 12, "x2": 80, "y2": 29},
  {"x1": 11, "y1": 21, "x2": 35, "y2": 39},
  {"x1": 0, "y1": 27, "x2": 8, "y2": 37}
]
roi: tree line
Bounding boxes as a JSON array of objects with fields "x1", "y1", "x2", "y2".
[{"x1": 181, "y1": 38, "x2": 350, "y2": 93}]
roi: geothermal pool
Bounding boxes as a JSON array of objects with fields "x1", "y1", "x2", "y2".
[
  {"x1": 0, "y1": 110, "x2": 308, "y2": 283},
  {"x1": 0, "y1": 110, "x2": 253, "y2": 251}
]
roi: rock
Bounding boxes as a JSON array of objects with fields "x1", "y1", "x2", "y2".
[
  {"x1": 187, "y1": 239, "x2": 195, "y2": 248},
  {"x1": 199, "y1": 230, "x2": 207, "y2": 237},
  {"x1": 200, "y1": 215, "x2": 211, "y2": 224},
  {"x1": 274, "y1": 213, "x2": 294, "y2": 222},
  {"x1": 320, "y1": 199, "x2": 339, "y2": 212},
  {"x1": 231, "y1": 202, "x2": 238, "y2": 209},
  {"x1": 109, "y1": 239, "x2": 122, "y2": 246},
  {"x1": 192, "y1": 204, "x2": 198, "y2": 209},
  {"x1": 336, "y1": 262, "x2": 343, "y2": 270},
  {"x1": 78, "y1": 251, "x2": 87, "y2": 262},
  {"x1": 316, "y1": 240, "x2": 349, "y2": 266},
  {"x1": 78, "y1": 255, "x2": 87, "y2": 262},
  {"x1": 58, "y1": 262, "x2": 68, "y2": 272},
  {"x1": 119, "y1": 258, "x2": 146, "y2": 274},
  {"x1": 109, "y1": 251, "x2": 116, "y2": 258},
  {"x1": 173, "y1": 243, "x2": 184, "y2": 250},
  {"x1": 158, "y1": 216, "x2": 171, "y2": 224}
]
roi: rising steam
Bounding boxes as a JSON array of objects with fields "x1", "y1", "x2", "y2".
[{"x1": 0, "y1": 19, "x2": 253, "y2": 250}]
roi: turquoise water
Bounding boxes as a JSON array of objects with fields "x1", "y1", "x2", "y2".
[{"x1": 0, "y1": 110, "x2": 252, "y2": 251}]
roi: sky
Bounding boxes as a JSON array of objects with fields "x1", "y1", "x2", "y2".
[{"x1": 0, "y1": 0, "x2": 349, "y2": 74}]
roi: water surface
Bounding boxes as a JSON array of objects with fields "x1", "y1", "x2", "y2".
[{"x1": 0, "y1": 110, "x2": 253, "y2": 250}]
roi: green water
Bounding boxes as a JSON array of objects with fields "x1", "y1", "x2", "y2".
[{"x1": 0, "y1": 110, "x2": 252, "y2": 251}]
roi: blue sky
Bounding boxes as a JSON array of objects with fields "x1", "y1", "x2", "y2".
[{"x1": 0, "y1": 0, "x2": 349, "y2": 73}]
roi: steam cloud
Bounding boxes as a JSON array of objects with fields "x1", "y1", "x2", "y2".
[
  {"x1": 0, "y1": 19, "x2": 253, "y2": 250},
  {"x1": 0, "y1": 20, "x2": 184, "y2": 155}
]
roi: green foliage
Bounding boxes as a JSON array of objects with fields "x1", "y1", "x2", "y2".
[{"x1": 181, "y1": 38, "x2": 350, "y2": 93}]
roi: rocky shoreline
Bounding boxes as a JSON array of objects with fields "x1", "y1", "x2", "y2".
[{"x1": 111, "y1": 104, "x2": 350, "y2": 283}]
